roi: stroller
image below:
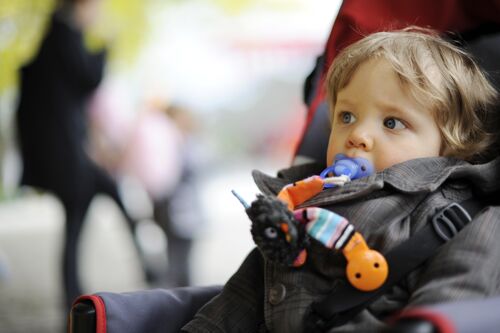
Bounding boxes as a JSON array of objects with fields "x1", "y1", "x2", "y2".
[
  {"x1": 69, "y1": 286, "x2": 500, "y2": 333},
  {"x1": 69, "y1": 1, "x2": 500, "y2": 332}
]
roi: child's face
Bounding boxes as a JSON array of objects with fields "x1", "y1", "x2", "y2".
[{"x1": 326, "y1": 58, "x2": 443, "y2": 172}]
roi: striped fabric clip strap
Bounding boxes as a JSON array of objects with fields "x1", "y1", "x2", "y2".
[{"x1": 294, "y1": 207, "x2": 355, "y2": 250}]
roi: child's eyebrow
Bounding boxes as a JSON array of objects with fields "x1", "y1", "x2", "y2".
[
  {"x1": 377, "y1": 102, "x2": 412, "y2": 118},
  {"x1": 335, "y1": 97, "x2": 355, "y2": 107}
]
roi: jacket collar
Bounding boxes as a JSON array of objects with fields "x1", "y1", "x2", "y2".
[{"x1": 253, "y1": 156, "x2": 500, "y2": 207}]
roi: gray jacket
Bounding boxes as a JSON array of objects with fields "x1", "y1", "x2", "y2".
[{"x1": 183, "y1": 157, "x2": 500, "y2": 333}]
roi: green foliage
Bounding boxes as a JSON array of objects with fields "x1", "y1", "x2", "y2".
[
  {"x1": 85, "y1": 0, "x2": 151, "y2": 70},
  {"x1": 0, "y1": 0, "x2": 303, "y2": 92},
  {"x1": 210, "y1": 0, "x2": 298, "y2": 14},
  {"x1": 0, "y1": 0, "x2": 153, "y2": 92},
  {"x1": 0, "y1": 0, "x2": 56, "y2": 92}
]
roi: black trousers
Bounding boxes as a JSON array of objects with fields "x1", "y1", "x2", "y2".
[
  {"x1": 59, "y1": 165, "x2": 140, "y2": 311},
  {"x1": 153, "y1": 198, "x2": 193, "y2": 287}
]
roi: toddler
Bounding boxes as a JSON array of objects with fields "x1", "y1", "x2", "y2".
[{"x1": 183, "y1": 27, "x2": 500, "y2": 332}]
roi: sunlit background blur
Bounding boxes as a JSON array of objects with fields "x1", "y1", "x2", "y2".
[{"x1": 0, "y1": 0, "x2": 340, "y2": 331}]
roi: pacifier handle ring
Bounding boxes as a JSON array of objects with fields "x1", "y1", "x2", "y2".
[{"x1": 320, "y1": 166, "x2": 337, "y2": 188}]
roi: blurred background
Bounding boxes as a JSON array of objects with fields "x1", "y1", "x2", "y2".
[{"x1": 0, "y1": 0, "x2": 340, "y2": 331}]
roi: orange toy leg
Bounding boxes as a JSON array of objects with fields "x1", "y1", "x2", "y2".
[{"x1": 277, "y1": 176, "x2": 325, "y2": 210}]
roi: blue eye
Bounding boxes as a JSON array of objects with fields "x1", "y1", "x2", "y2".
[
  {"x1": 340, "y1": 112, "x2": 356, "y2": 124},
  {"x1": 264, "y1": 227, "x2": 278, "y2": 239},
  {"x1": 384, "y1": 117, "x2": 406, "y2": 130}
]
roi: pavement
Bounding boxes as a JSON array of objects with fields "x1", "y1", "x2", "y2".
[{"x1": 0, "y1": 162, "x2": 274, "y2": 333}]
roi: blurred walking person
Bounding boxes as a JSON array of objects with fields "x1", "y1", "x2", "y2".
[
  {"x1": 152, "y1": 105, "x2": 204, "y2": 287},
  {"x1": 15, "y1": 0, "x2": 148, "y2": 313},
  {"x1": 114, "y1": 101, "x2": 204, "y2": 288}
]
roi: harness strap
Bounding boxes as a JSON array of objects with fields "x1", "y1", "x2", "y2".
[{"x1": 305, "y1": 198, "x2": 483, "y2": 332}]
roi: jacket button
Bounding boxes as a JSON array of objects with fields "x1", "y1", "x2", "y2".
[{"x1": 269, "y1": 283, "x2": 287, "y2": 305}]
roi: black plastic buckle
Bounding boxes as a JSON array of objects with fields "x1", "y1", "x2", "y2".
[{"x1": 432, "y1": 202, "x2": 472, "y2": 241}]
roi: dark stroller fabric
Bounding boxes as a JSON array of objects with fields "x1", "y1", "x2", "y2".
[
  {"x1": 72, "y1": 286, "x2": 222, "y2": 333},
  {"x1": 70, "y1": 287, "x2": 500, "y2": 333}
]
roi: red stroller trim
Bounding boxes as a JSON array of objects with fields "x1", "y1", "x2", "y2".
[
  {"x1": 73, "y1": 295, "x2": 107, "y2": 333},
  {"x1": 394, "y1": 308, "x2": 456, "y2": 333}
]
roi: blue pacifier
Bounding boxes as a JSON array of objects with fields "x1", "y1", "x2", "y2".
[{"x1": 320, "y1": 154, "x2": 374, "y2": 188}]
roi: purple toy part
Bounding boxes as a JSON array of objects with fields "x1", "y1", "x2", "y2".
[{"x1": 320, "y1": 154, "x2": 374, "y2": 188}]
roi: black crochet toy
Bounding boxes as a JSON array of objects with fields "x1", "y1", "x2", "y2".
[{"x1": 244, "y1": 194, "x2": 309, "y2": 266}]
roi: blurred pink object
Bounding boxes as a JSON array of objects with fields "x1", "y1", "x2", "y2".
[
  {"x1": 123, "y1": 109, "x2": 183, "y2": 200},
  {"x1": 89, "y1": 85, "x2": 183, "y2": 200}
]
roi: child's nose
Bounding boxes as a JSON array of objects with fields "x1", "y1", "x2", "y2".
[{"x1": 347, "y1": 129, "x2": 373, "y2": 151}]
